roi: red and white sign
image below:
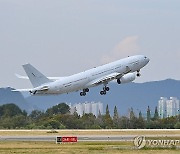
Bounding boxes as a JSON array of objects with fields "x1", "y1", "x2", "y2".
[{"x1": 62, "y1": 137, "x2": 78, "y2": 142}]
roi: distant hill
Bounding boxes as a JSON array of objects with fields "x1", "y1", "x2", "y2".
[
  {"x1": 26, "y1": 79, "x2": 180, "y2": 115},
  {"x1": 1, "y1": 79, "x2": 180, "y2": 115},
  {"x1": 0, "y1": 87, "x2": 35, "y2": 113}
]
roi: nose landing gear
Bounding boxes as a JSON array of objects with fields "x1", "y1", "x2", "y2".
[
  {"x1": 137, "y1": 70, "x2": 141, "y2": 77},
  {"x1": 117, "y1": 78, "x2": 121, "y2": 84}
]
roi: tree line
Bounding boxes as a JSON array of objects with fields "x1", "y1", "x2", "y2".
[{"x1": 0, "y1": 103, "x2": 180, "y2": 129}]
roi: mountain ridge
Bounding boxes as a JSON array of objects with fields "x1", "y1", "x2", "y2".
[{"x1": 0, "y1": 79, "x2": 179, "y2": 115}]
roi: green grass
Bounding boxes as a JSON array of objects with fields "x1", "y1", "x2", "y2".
[
  {"x1": 0, "y1": 141, "x2": 179, "y2": 154},
  {"x1": 0, "y1": 130, "x2": 179, "y2": 153},
  {"x1": 0, "y1": 129, "x2": 179, "y2": 136}
]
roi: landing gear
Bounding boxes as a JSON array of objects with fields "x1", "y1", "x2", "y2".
[
  {"x1": 84, "y1": 88, "x2": 89, "y2": 92},
  {"x1": 117, "y1": 79, "x2": 121, "y2": 84},
  {"x1": 103, "y1": 86, "x2": 109, "y2": 91},
  {"x1": 100, "y1": 86, "x2": 110, "y2": 95},
  {"x1": 137, "y1": 70, "x2": 141, "y2": 77},
  {"x1": 80, "y1": 88, "x2": 89, "y2": 96},
  {"x1": 80, "y1": 92, "x2": 86, "y2": 96},
  {"x1": 100, "y1": 90, "x2": 106, "y2": 95},
  {"x1": 105, "y1": 87, "x2": 110, "y2": 91}
]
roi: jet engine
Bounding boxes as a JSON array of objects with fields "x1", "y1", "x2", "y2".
[{"x1": 117, "y1": 73, "x2": 136, "y2": 84}]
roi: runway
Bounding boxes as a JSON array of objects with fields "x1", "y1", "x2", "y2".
[
  {"x1": 0, "y1": 135, "x2": 134, "y2": 142},
  {"x1": 1, "y1": 134, "x2": 179, "y2": 142}
]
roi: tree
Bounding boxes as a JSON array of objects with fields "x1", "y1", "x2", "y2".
[
  {"x1": 153, "y1": 106, "x2": 159, "y2": 120},
  {"x1": 95, "y1": 110, "x2": 104, "y2": 128},
  {"x1": 147, "y1": 106, "x2": 151, "y2": 122},
  {"x1": 104, "y1": 104, "x2": 113, "y2": 128},
  {"x1": 129, "y1": 108, "x2": 138, "y2": 128},
  {"x1": 139, "y1": 111, "x2": 143, "y2": 119},
  {"x1": 81, "y1": 113, "x2": 96, "y2": 128},
  {"x1": 137, "y1": 111, "x2": 145, "y2": 128},
  {"x1": 29, "y1": 110, "x2": 44, "y2": 121},
  {"x1": 0, "y1": 104, "x2": 23, "y2": 117},
  {"x1": 113, "y1": 106, "x2": 120, "y2": 128},
  {"x1": 106, "y1": 104, "x2": 110, "y2": 116},
  {"x1": 119, "y1": 116, "x2": 129, "y2": 129},
  {"x1": 46, "y1": 103, "x2": 70, "y2": 116},
  {"x1": 73, "y1": 107, "x2": 79, "y2": 118},
  {"x1": 56, "y1": 114, "x2": 83, "y2": 129},
  {"x1": 174, "y1": 122, "x2": 180, "y2": 129},
  {"x1": 43, "y1": 119, "x2": 62, "y2": 129}
]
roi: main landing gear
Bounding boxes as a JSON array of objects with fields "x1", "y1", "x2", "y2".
[
  {"x1": 100, "y1": 86, "x2": 110, "y2": 95},
  {"x1": 137, "y1": 70, "x2": 141, "y2": 77},
  {"x1": 80, "y1": 88, "x2": 89, "y2": 96}
]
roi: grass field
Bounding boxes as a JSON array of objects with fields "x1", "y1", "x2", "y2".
[
  {"x1": 0, "y1": 129, "x2": 179, "y2": 136},
  {"x1": 0, "y1": 129, "x2": 179, "y2": 153},
  {"x1": 0, "y1": 141, "x2": 179, "y2": 154}
]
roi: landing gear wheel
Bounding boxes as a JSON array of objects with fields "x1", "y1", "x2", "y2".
[
  {"x1": 106, "y1": 87, "x2": 110, "y2": 91},
  {"x1": 103, "y1": 86, "x2": 109, "y2": 91},
  {"x1": 100, "y1": 90, "x2": 106, "y2": 95},
  {"x1": 117, "y1": 79, "x2": 121, "y2": 84},
  {"x1": 100, "y1": 91, "x2": 104, "y2": 95},
  {"x1": 85, "y1": 88, "x2": 89, "y2": 92},
  {"x1": 80, "y1": 92, "x2": 86, "y2": 96},
  {"x1": 137, "y1": 70, "x2": 141, "y2": 77},
  {"x1": 137, "y1": 73, "x2": 141, "y2": 77}
]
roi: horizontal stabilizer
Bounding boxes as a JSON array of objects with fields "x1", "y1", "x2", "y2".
[
  {"x1": 15, "y1": 73, "x2": 64, "y2": 81},
  {"x1": 12, "y1": 89, "x2": 32, "y2": 92},
  {"x1": 15, "y1": 74, "x2": 29, "y2": 79}
]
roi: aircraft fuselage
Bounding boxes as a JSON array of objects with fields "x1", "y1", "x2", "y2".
[{"x1": 44, "y1": 55, "x2": 149, "y2": 95}]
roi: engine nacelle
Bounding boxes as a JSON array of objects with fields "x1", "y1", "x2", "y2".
[{"x1": 119, "y1": 73, "x2": 136, "y2": 84}]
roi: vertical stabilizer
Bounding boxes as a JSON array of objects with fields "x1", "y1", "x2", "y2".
[{"x1": 23, "y1": 64, "x2": 52, "y2": 87}]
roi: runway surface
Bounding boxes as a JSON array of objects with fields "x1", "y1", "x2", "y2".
[
  {"x1": 0, "y1": 135, "x2": 133, "y2": 142},
  {"x1": 1, "y1": 134, "x2": 179, "y2": 142}
]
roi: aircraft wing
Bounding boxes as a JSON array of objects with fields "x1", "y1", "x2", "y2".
[
  {"x1": 15, "y1": 74, "x2": 64, "y2": 81},
  {"x1": 91, "y1": 72, "x2": 122, "y2": 86}
]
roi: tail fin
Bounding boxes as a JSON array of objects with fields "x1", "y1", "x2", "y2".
[{"x1": 23, "y1": 64, "x2": 52, "y2": 87}]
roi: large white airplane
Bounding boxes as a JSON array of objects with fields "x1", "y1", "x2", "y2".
[{"x1": 13, "y1": 55, "x2": 149, "y2": 96}]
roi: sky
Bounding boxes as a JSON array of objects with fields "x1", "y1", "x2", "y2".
[{"x1": 0, "y1": 0, "x2": 180, "y2": 88}]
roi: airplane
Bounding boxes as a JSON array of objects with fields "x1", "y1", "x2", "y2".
[{"x1": 13, "y1": 55, "x2": 149, "y2": 96}]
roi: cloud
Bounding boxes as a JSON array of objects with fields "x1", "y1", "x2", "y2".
[{"x1": 102, "y1": 36, "x2": 140, "y2": 63}]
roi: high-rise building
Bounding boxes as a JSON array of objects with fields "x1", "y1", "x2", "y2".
[
  {"x1": 166, "y1": 97, "x2": 180, "y2": 117},
  {"x1": 158, "y1": 97, "x2": 180, "y2": 118},
  {"x1": 158, "y1": 97, "x2": 167, "y2": 119},
  {"x1": 91, "y1": 102, "x2": 103, "y2": 117},
  {"x1": 70, "y1": 102, "x2": 103, "y2": 117}
]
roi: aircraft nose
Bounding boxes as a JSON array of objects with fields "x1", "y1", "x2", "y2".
[
  {"x1": 146, "y1": 57, "x2": 150, "y2": 63},
  {"x1": 144, "y1": 56, "x2": 150, "y2": 63},
  {"x1": 144, "y1": 56, "x2": 150, "y2": 64}
]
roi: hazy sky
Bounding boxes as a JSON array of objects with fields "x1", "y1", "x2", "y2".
[{"x1": 0, "y1": 0, "x2": 180, "y2": 88}]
